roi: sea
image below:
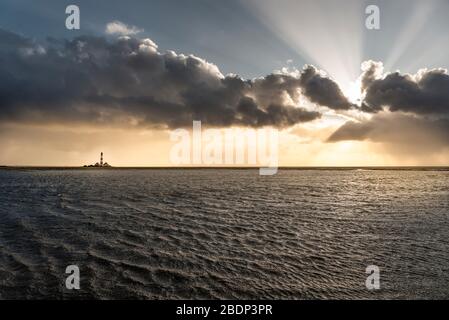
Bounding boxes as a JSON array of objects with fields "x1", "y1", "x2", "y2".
[{"x1": 0, "y1": 168, "x2": 448, "y2": 299}]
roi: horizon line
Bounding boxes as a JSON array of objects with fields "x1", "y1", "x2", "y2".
[{"x1": 1, "y1": 165, "x2": 449, "y2": 170}]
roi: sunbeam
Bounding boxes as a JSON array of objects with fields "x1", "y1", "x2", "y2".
[
  {"x1": 244, "y1": 0, "x2": 365, "y2": 92},
  {"x1": 384, "y1": 0, "x2": 440, "y2": 71}
]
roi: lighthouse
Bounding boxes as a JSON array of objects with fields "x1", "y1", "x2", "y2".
[{"x1": 83, "y1": 152, "x2": 111, "y2": 167}]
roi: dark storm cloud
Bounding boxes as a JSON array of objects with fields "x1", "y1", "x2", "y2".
[
  {"x1": 328, "y1": 61, "x2": 449, "y2": 151},
  {"x1": 0, "y1": 29, "x2": 35, "y2": 50},
  {"x1": 328, "y1": 113, "x2": 449, "y2": 152},
  {"x1": 299, "y1": 65, "x2": 354, "y2": 110},
  {"x1": 0, "y1": 28, "x2": 359, "y2": 129},
  {"x1": 360, "y1": 61, "x2": 449, "y2": 115}
]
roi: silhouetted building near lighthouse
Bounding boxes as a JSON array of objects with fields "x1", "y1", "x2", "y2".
[{"x1": 84, "y1": 152, "x2": 112, "y2": 167}]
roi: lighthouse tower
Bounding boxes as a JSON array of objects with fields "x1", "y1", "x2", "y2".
[{"x1": 83, "y1": 152, "x2": 111, "y2": 167}]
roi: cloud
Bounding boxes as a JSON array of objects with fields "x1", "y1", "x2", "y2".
[
  {"x1": 360, "y1": 60, "x2": 449, "y2": 115},
  {"x1": 0, "y1": 27, "x2": 357, "y2": 129},
  {"x1": 328, "y1": 112, "x2": 449, "y2": 154},
  {"x1": 105, "y1": 21, "x2": 144, "y2": 36},
  {"x1": 299, "y1": 65, "x2": 355, "y2": 110},
  {"x1": 327, "y1": 60, "x2": 449, "y2": 154}
]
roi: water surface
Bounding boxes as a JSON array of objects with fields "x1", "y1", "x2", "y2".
[{"x1": 0, "y1": 169, "x2": 448, "y2": 299}]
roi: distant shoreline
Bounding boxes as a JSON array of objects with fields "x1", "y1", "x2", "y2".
[{"x1": 1, "y1": 166, "x2": 449, "y2": 171}]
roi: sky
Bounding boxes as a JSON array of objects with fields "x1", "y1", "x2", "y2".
[{"x1": 0, "y1": 0, "x2": 449, "y2": 166}]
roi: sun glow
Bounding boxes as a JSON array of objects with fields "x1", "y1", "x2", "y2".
[{"x1": 342, "y1": 80, "x2": 363, "y2": 105}]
